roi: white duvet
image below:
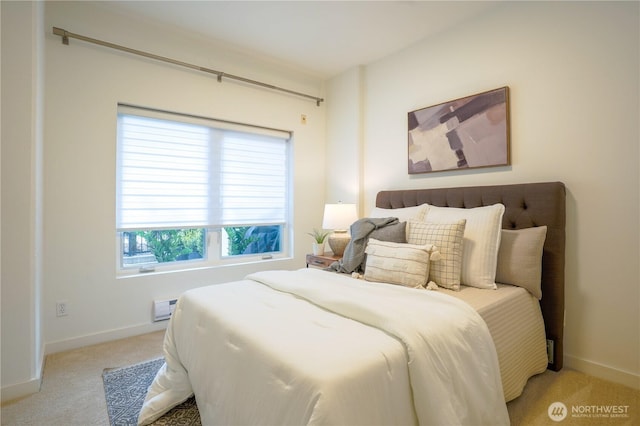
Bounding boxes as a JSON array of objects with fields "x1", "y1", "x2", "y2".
[{"x1": 139, "y1": 268, "x2": 509, "y2": 425}]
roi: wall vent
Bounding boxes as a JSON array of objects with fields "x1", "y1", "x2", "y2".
[{"x1": 153, "y1": 299, "x2": 177, "y2": 322}]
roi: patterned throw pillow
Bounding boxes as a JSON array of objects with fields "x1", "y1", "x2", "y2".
[
  {"x1": 407, "y1": 219, "x2": 466, "y2": 291},
  {"x1": 364, "y1": 238, "x2": 435, "y2": 288}
]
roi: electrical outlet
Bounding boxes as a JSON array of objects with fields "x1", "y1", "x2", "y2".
[{"x1": 56, "y1": 301, "x2": 68, "y2": 317}]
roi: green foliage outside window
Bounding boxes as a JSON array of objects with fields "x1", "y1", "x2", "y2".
[
  {"x1": 225, "y1": 227, "x2": 259, "y2": 256},
  {"x1": 224, "y1": 225, "x2": 281, "y2": 256},
  {"x1": 136, "y1": 229, "x2": 205, "y2": 263},
  {"x1": 123, "y1": 225, "x2": 281, "y2": 265}
]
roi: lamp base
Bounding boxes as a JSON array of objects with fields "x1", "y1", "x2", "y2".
[{"x1": 327, "y1": 231, "x2": 351, "y2": 256}]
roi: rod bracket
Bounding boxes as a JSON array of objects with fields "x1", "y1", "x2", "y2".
[
  {"x1": 217, "y1": 73, "x2": 224, "y2": 83},
  {"x1": 52, "y1": 27, "x2": 69, "y2": 45}
]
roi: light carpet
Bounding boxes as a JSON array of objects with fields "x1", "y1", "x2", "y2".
[{"x1": 507, "y1": 368, "x2": 638, "y2": 425}]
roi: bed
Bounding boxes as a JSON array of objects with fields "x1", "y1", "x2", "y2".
[{"x1": 138, "y1": 181, "x2": 566, "y2": 426}]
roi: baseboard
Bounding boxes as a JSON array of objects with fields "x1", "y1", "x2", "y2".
[
  {"x1": 565, "y1": 354, "x2": 640, "y2": 390},
  {"x1": 1, "y1": 345, "x2": 46, "y2": 404},
  {"x1": 44, "y1": 321, "x2": 168, "y2": 355},
  {"x1": 1, "y1": 377, "x2": 41, "y2": 404}
]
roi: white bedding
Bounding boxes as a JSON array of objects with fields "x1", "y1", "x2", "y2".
[{"x1": 138, "y1": 268, "x2": 509, "y2": 425}]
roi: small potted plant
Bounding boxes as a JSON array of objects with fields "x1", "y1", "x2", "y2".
[{"x1": 307, "y1": 228, "x2": 330, "y2": 255}]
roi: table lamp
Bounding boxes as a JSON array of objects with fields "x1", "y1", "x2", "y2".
[{"x1": 322, "y1": 203, "x2": 357, "y2": 256}]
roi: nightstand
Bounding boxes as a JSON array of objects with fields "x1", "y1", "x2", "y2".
[{"x1": 306, "y1": 253, "x2": 341, "y2": 269}]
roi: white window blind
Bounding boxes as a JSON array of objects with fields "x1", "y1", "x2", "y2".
[
  {"x1": 116, "y1": 107, "x2": 290, "y2": 232},
  {"x1": 217, "y1": 132, "x2": 288, "y2": 226}
]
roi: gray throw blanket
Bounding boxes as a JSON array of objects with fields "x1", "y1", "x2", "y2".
[{"x1": 329, "y1": 217, "x2": 400, "y2": 274}]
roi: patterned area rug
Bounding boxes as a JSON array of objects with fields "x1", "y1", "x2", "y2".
[{"x1": 103, "y1": 357, "x2": 201, "y2": 426}]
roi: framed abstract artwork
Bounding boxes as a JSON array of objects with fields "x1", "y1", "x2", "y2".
[{"x1": 408, "y1": 86, "x2": 510, "y2": 174}]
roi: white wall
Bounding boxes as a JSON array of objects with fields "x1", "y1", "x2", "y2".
[
  {"x1": 2, "y1": 0, "x2": 327, "y2": 398},
  {"x1": 328, "y1": 1, "x2": 639, "y2": 388},
  {"x1": 325, "y1": 66, "x2": 364, "y2": 209},
  {"x1": 1, "y1": 0, "x2": 45, "y2": 401}
]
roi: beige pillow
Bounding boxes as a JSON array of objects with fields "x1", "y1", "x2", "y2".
[
  {"x1": 424, "y1": 203, "x2": 505, "y2": 290},
  {"x1": 364, "y1": 239, "x2": 435, "y2": 288},
  {"x1": 496, "y1": 226, "x2": 547, "y2": 299},
  {"x1": 407, "y1": 220, "x2": 466, "y2": 291}
]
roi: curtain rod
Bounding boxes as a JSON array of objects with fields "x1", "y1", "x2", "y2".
[{"x1": 52, "y1": 27, "x2": 324, "y2": 106}]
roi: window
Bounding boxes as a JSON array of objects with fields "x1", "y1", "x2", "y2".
[{"x1": 116, "y1": 105, "x2": 291, "y2": 273}]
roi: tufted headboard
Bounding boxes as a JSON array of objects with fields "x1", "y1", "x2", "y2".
[{"x1": 376, "y1": 181, "x2": 566, "y2": 371}]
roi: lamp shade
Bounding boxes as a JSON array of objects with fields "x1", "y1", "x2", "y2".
[{"x1": 322, "y1": 203, "x2": 357, "y2": 231}]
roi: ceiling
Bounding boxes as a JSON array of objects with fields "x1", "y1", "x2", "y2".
[{"x1": 96, "y1": 1, "x2": 501, "y2": 79}]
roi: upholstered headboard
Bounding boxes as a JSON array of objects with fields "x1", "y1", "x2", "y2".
[{"x1": 376, "y1": 181, "x2": 566, "y2": 371}]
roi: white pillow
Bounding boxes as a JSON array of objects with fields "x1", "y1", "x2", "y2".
[
  {"x1": 406, "y1": 220, "x2": 466, "y2": 291},
  {"x1": 364, "y1": 238, "x2": 435, "y2": 288},
  {"x1": 424, "y1": 203, "x2": 505, "y2": 289},
  {"x1": 369, "y1": 204, "x2": 428, "y2": 222}
]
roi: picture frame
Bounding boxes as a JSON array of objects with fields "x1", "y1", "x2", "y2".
[{"x1": 408, "y1": 86, "x2": 510, "y2": 174}]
